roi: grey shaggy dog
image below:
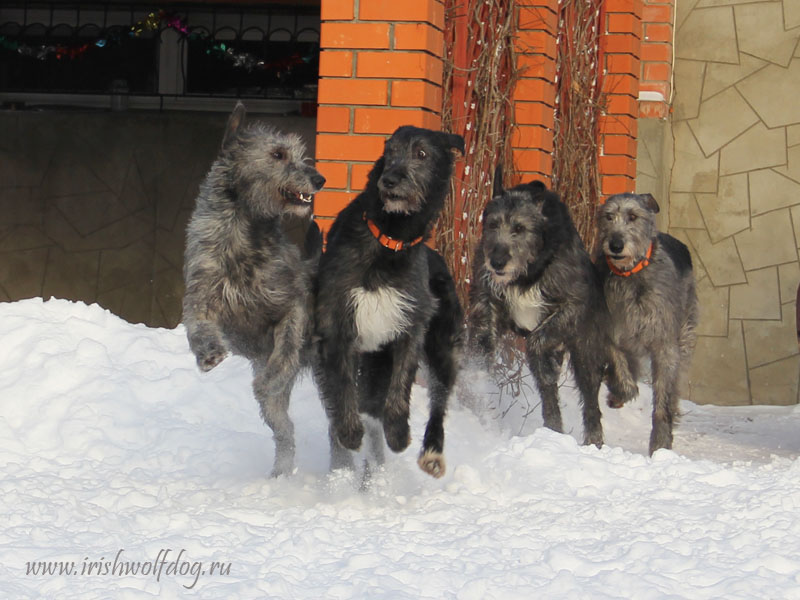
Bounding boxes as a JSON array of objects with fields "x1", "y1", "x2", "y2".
[
  {"x1": 182, "y1": 102, "x2": 325, "y2": 477},
  {"x1": 466, "y1": 171, "x2": 609, "y2": 447},
  {"x1": 597, "y1": 192, "x2": 698, "y2": 455},
  {"x1": 313, "y1": 126, "x2": 464, "y2": 479}
]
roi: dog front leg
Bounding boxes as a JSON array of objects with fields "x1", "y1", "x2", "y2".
[
  {"x1": 383, "y1": 333, "x2": 422, "y2": 453},
  {"x1": 526, "y1": 338, "x2": 566, "y2": 434},
  {"x1": 315, "y1": 336, "x2": 363, "y2": 452},
  {"x1": 649, "y1": 345, "x2": 681, "y2": 455},
  {"x1": 465, "y1": 294, "x2": 499, "y2": 371},
  {"x1": 569, "y1": 345, "x2": 604, "y2": 448},
  {"x1": 183, "y1": 295, "x2": 228, "y2": 372},
  {"x1": 605, "y1": 342, "x2": 639, "y2": 408}
]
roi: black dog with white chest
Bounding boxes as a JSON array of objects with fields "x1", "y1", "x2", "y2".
[{"x1": 313, "y1": 126, "x2": 464, "y2": 478}]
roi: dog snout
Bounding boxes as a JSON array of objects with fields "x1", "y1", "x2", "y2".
[
  {"x1": 489, "y1": 247, "x2": 510, "y2": 272},
  {"x1": 310, "y1": 172, "x2": 326, "y2": 191},
  {"x1": 608, "y1": 235, "x2": 625, "y2": 255}
]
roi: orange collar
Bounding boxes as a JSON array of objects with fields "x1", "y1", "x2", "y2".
[
  {"x1": 363, "y1": 212, "x2": 424, "y2": 251},
  {"x1": 606, "y1": 242, "x2": 653, "y2": 277}
]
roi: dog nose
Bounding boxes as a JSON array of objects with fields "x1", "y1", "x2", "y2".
[
  {"x1": 311, "y1": 173, "x2": 326, "y2": 191},
  {"x1": 380, "y1": 172, "x2": 399, "y2": 189},
  {"x1": 609, "y1": 237, "x2": 625, "y2": 254},
  {"x1": 490, "y1": 257, "x2": 507, "y2": 271},
  {"x1": 489, "y1": 250, "x2": 509, "y2": 271}
]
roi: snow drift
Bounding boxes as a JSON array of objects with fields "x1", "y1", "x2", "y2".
[{"x1": 1, "y1": 299, "x2": 799, "y2": 599}]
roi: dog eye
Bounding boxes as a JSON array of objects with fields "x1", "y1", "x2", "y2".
[
  {"x1": 512, "y1": 224, "x2": 525, "y2": 235},
  {"x1": 417, "y1": 149, "x2": 427, "y2": 160},
  {"x1": 628, "y1": 213, "x2": 638, "y2": 222},
  {"x1": 272, "y1": 150, "x2": 285, "y2": 160}
]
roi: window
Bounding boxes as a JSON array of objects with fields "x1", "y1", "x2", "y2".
[{"x1": 0, "y1": 1, "x2": 321, "y2": 111}]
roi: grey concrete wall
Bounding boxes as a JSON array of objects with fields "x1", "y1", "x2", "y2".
[{"x1": 0, "y1": 109, "x2": 316, "y2": 328}]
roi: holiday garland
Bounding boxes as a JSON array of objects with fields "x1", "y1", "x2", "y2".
[{"x1": 0, "y1": 10, "x2": 316, "y2": 73}]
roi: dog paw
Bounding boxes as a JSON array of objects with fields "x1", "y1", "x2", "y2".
[
  {"x1": 384, "y1": 419, "x2": 411, "y2": 453},
  {"x1": 606, "y1": 381, "x2": 638, "y2": 408},
  {"x1": 606, "y1": 393, "x2": 626, "y2": 409},
  {"x1": 417, "y1": 450, "x2": 446, "y2": 478},
  {"x1": 648, "y1": 425, "x2": 673, "y2": 456},
  {"x1": 196, "y1": 344, "x2": 227, "y2": 372},
  {"x1": 336, "y1": 420, "x2": 364, "y2": 451},
  {"x1": 583, "y1": 430, "x2": 604, "y2": 449}
]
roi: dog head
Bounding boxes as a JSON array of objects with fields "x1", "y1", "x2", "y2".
[
  {"x1": 219, "y1": 102, "x2": 326, "y2": 218},
  {"x1": 368, "y1": 126, "x2": 464, "y2": 216},
  {"x1": 481, "y1": 176, "x2": 568, "y2": 286},
  {"x1": 598, "y1": 193, "x2": 659, "y2": 273}
]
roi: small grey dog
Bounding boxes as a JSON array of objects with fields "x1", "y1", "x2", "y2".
[
  {"x1": 597, "y1": 192, "x2": 698, "y2": 455},
  {"x1": 182, "y1": 102, "x2": 325, "y2": 477},
  {"x1": 467, "y1": 172, "x2": 607, "y2": 447}
]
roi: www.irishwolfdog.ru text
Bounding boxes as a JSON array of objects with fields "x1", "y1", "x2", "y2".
[{"x1": 25, "y1": 548, "x2": 231, "y2": 589}]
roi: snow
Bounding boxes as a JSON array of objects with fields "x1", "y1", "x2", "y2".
[{"x1": 2, "y1": 298, "x2": 800, "y2": 599}]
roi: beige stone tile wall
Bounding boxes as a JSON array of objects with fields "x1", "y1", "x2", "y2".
[
  {"x1": 0, "y1": 110, "x2": 317, "y2": 329},
  {"x1": 662, "y1": 0, "x2": 800, "y2": 405}
]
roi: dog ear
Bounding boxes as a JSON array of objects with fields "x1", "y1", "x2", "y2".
[
  {"x1": 446, "y1": 133, "x2": 465, "y2": 156},
  {"x1": 222, "y1": 102, "x2": 247, "y2": 149},
  {"x1": 640, "y1": 193, "x2": 660, "y2": 214},
  {"x1": 493, "y1": 163, "x2": 504, "y2": 198}
]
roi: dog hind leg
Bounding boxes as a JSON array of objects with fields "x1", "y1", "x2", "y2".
[
  {"x1": 358, "y1": 350, "x2": 392, "y2": 467},
  {"x1": 253, "y1": 366, "x2": 296, "y2": 477},
  {"x1": 252, "y1": 302, "x2": 306, "y2": 477},
  {"x1": 417, "y1": 268, "x2": 461, "y2": 478}
]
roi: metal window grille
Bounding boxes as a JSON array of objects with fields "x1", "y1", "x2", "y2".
[{"x1": 0, "y1": 1, "x2": 320, "y2": 111}]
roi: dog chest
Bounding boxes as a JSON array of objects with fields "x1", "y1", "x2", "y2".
[
  {"x1": 350, "y1": 286, "x2": 414, "y2": 351},
  {"x1": 505, "y1": 284, "x2": 548, "y2": 332}
]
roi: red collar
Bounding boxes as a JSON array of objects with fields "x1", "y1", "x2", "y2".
[
  {"x1": 363, "y1": 212, "x2": 424, "y2": 251},
  {"x1": 606, "y1": 242, "x2": 653, "y2": 277}
]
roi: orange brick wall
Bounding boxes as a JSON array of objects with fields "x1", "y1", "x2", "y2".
[
  {"x1": 314, "y1": 0, "x2": 674, "y2": 215},
  {"x1": 598, "y1": 0, "x2": 643, "y2": 197},
  {"x1": 315, "y1": 0, "x2": 446, "y2": 234},
  {"x1": 639, "y1": 0, "x2": 673, "y2": 118},
  {"x1": 511, "y1": 0, "x2": 558, "y2": 186}
]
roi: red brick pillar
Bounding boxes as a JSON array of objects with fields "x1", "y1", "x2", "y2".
[
  {"x1": 511, "y1": 0, "x2": 559, "y2": 186},
  {"x1": 314, "y1": 0, "x2": 445, "y2": 234},
  {"x1": 639, "y1": 0, "x2": 673, "y2": 118},
  {"x1": 598, "y1": 0, "x2": 643, "y2": 197}
]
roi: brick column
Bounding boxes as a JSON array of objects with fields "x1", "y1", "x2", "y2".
[
  {"x1": 511, "y1": 0, "x2": 558, "y2": 186},
  {"x1": 598, "y1": 0, "x2": 643, "y2": 197},
  {"x1": 314, "y1": 0, "x2": 445, "y2": 233},
  {"x1": 639, "y1": 0, "x2": 673, "y2": 118}
]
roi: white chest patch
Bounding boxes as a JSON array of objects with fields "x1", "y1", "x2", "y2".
[
  {"x1": 350, "y1": 287, "x2": 414, "y2": 352},
  {"x1": 505, "y1": 284, "x2": 548, "y2": 332}
]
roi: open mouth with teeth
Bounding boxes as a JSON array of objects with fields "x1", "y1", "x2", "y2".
[{"x1": 282, "y1": 189, "x2": 315, "y2": 206}]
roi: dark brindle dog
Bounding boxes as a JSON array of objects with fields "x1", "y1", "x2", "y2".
[
  {"x1": 466, "y1": 171, "x2": 608, "y2": 447},
  {"x1": 597, "y1": 192, "x2": 698, "y2": 455},
  {"x1": 183, "y1": 102, "x2": 325, "y2": 477},
  {"x1": 313, "y1": 126, "x2": 464, "y2": 478}
]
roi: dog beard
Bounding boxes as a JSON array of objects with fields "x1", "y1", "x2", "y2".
[{"x1": 380, "y1": 191, "x2": 422, "y2": 214}]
